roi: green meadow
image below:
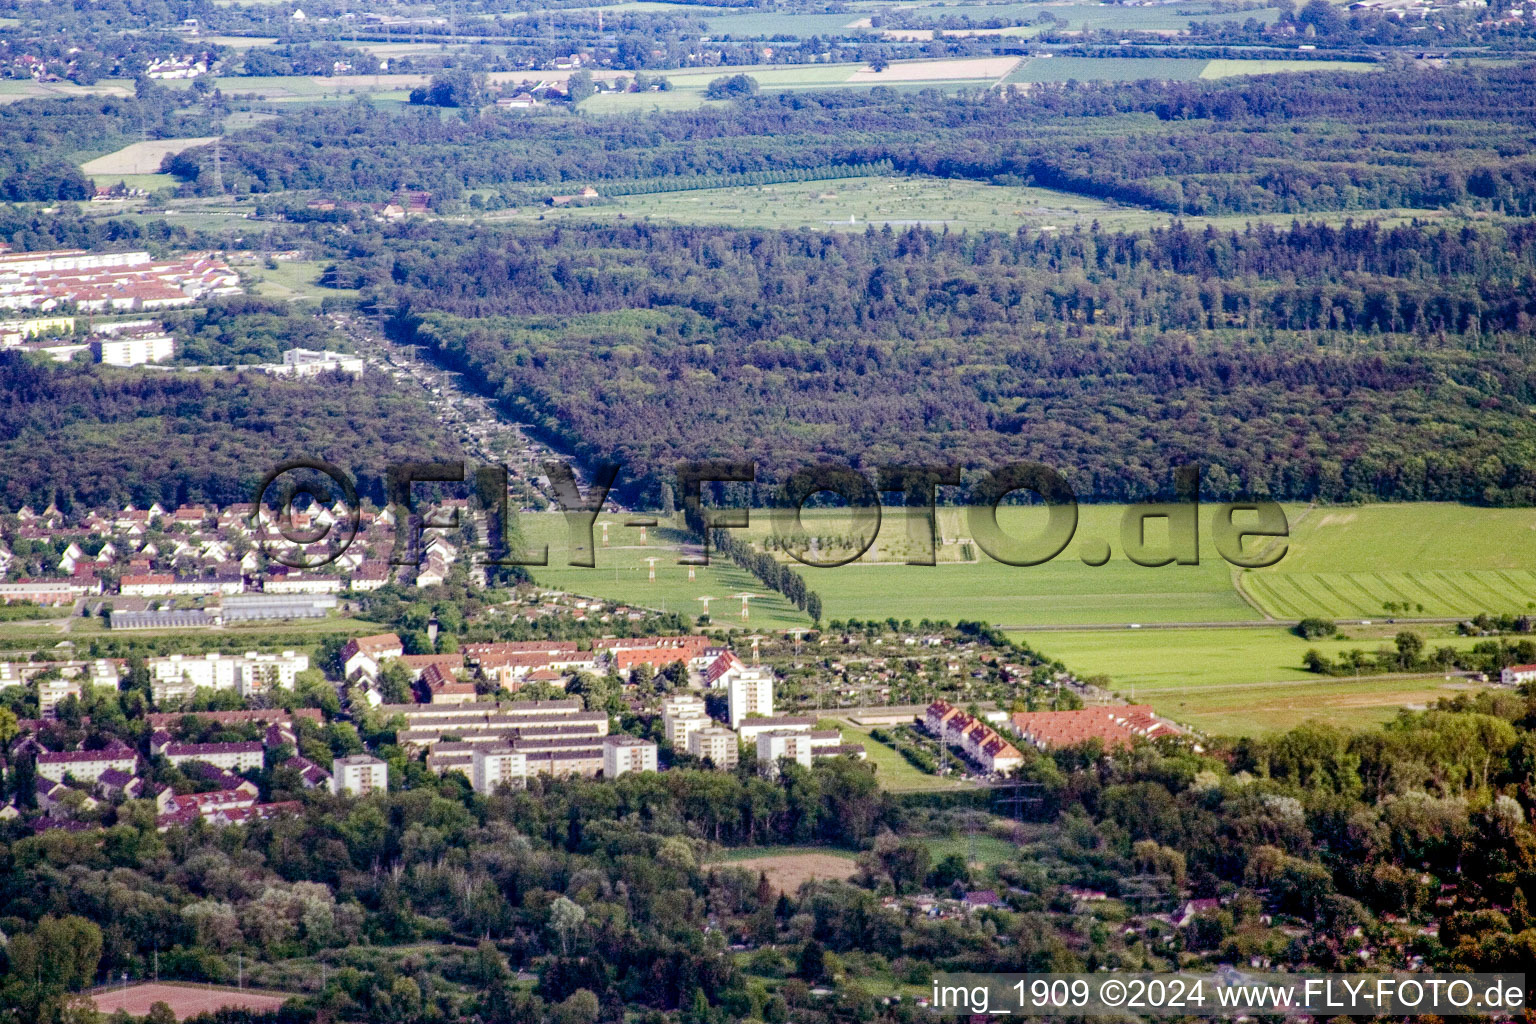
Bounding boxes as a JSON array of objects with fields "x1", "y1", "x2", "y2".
[
  {"x1": 521, "y1": 503, "x2": 1536, "y2": 630},
  {"x1": 1018, "y1": 624, "x2": 1492, "y2": 734},
  {"x1": 1241, "y1": 503, "x2": 1536, "y2": 619},
  {"x1": 521, "y1": 506, "x2": 1260, "y2": 629}
]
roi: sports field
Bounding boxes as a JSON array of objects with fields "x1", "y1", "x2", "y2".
[
  {"x1": 1242, "y1": 503, "x2": 1536, "y2": 619},
  {"x1": 523, "y1": 505, "x2": 1261, "y2": 628},
  {"x1": 524, "y1": 503, "x2": 1536, "y2": 629}
]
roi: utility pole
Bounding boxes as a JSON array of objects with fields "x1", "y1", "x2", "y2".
[{"x1": 211, "y1": 135, "x2": 223, "y2": 196}]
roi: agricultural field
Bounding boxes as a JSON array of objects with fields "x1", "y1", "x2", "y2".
[
  {"x1": 1241, "y1": 503, "x2": 1536, "y2": 619},
  {"x1": 703, "y1": 850, "x2": 859, "y2": 893},
  {"x1": 79, "y1": 137, "x2": 219, "y2": 176},
  {"x1": 578, "y1": 57, "x2": 1015, "y2": 113},
  {"x1": 91, "y1": 983, "x2": 294, "y2": 1019},
  {"x1": 1020, "y1": 624, "x2": 1493, "y2": 734},
  {"x1": 1005, "y1": 55, "x2": 1376, "y2": 84},
  {"x1": 1006, "y1": 56, "x2": 1211, "y2": 83},
  {"x1": 924, "y1": 0, "x2": 1282, "y2": 32},
  {"x1": 1201, "y1": 58, "x2": 1379, "y2": 78}
]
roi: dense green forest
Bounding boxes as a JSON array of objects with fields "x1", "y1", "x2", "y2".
[
  {"x1": 170, "y1": 64, "x2": 1536, "y2": 215},
  {"x1": 165, "y1": 298, "x2": 354, "y2": 366},
  {"x1": 0, "y1": 353, "x2": 459, "y2": 510},
  {"x1": 370, "y1": 218, "x2": 1536, "y2": 505}
]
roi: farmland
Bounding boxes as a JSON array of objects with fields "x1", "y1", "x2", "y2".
[
  {"x1": 91, "y1": 983, "x2": 294, "y2": 1020},
  {"x1": 79, "y1": 137, "x2": 218, "y2": 176},
  {"x1": 703, "y1": 850, "x2": 859, "y2": 893}
]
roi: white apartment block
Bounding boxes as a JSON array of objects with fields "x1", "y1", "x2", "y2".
[
  {"x1": 727, "y1": 669, "x2": 774, "y2": 729},
  {"x1": 94, "y1": 331, "x2": 174, "y2": 366},
  {"x1": 662, "y1": 693, "x2": 708, "y2": 747},
  {"x1": 687, "y1": 726, "x2": 740, "y2": 770},
  {"x1": 330, "y1": 754, "x2": 388, "y2": 796},
  {"x1": 148, "y1": 651, "x2": 309, "y2": 702},
  {"x1": 602, "y1": 736, "x2": 657, "y2": 778},
  {"x1": 274, "y1": 348, "x2": 365, "y2": 377},
  {"x1": 164, "y1": 741, "x2": 264, "y2": 772},
  {"x1": 755, "y1": 730, "x2": 814, "y2": 774},
  {"x1": 38, "y1": 677, "x2": 82, "y2": 718},
  {"x1": 36, "y1": 746, "x2": 137, "y2": 783},
  {"x1": 735, "y1": 716, "x2": 815, "y2": 745},
  {"x1": 471, "y1": 746, "x2": 528, "y2": 795}
]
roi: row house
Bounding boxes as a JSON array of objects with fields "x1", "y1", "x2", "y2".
[{"x1": 925, "y1": 701, "x2": 1024, "y2": 774}]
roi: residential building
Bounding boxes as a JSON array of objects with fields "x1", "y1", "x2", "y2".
[
  {"x1": 1008, "y1": 705, "x2": 1174, "y2": 753},
  {"x1": 735, "y1": 715, "x2": 817, "y2": 744},
  {"x1": 927, "y1": 701, "x2": 1026, "y2": 773},
  {"x1": 36, "y1": 744, "x2": 137, "y2": 783},
  {"x1": 662, "y1": 693, "x2": 708, "y2": 747},
  {"x1": 163, "y1": 741, "x2": 264, "y2": 772},
  {"x1": 727, "y1": 669, "x2": 774, "y2": 729},
  {"x1": 270, "y1": 348, "x2": 365, "y2": 377},
  {"x1": 341, "y1": 633, "x2": 404, "y2": 680},
  {"x1": 147, "y1": 650, "x2": 308, "y2": 702},
  {"x1": 755, "y1": 730, "x2": 814, "y2": 774},
  {"x1": 1501, "y1": 663, "x2": 1536, "y2": 686},
  {"x1": 602, "y1": 736, "x2": 658, "y2": 778},
  {"x1": 687, "y1": 726, "x2": 740, "y2": 769},
  {"x1": 470, "y1": 746, "x2": 527, "y2": 795},
  {"x1": 93, "y1": 329, "x2": 174, "y2": 366},
  {"x1": 330, "y1": 754, "x2": 388, "y2": 796}
]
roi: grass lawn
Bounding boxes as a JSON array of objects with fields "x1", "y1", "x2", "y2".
[
  {"x1": 834, "y1": 723, "x2": 978, "y2": 793},
  {"x1": 547, "y1": 176, "x2": 1134, "y2": 233},
  {"x1": 518, "y1": 505, "x2": 1259, "y2": 629},
  {"x1": 520, "y1": 516, "x2": 813, "y2": 629},
  {"x1": 250, "y1": 259, "x2": 358, "y2": 302},
  {"x1": 500, "y1": 173, "x2": 1461, "y2": 235},
  {"x1": 925, "y1": 832, "x2": 1018, "y2": 866},
  {"x1": 1201, "y1": 58, "x2": 1378, "y2": 78},
  {"x1": 1019, "y1": 624, "x2": 1493, "y2": 735},
  {"x1": 754, "y1": 505, "x2": 1262, "y2": 627},
  {"x1": 84, "y1": 173, "x2": 178, "y2": 193},
  {"x1": 1243, "y1": 503, "x2": 1536, "y2": 619}
]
